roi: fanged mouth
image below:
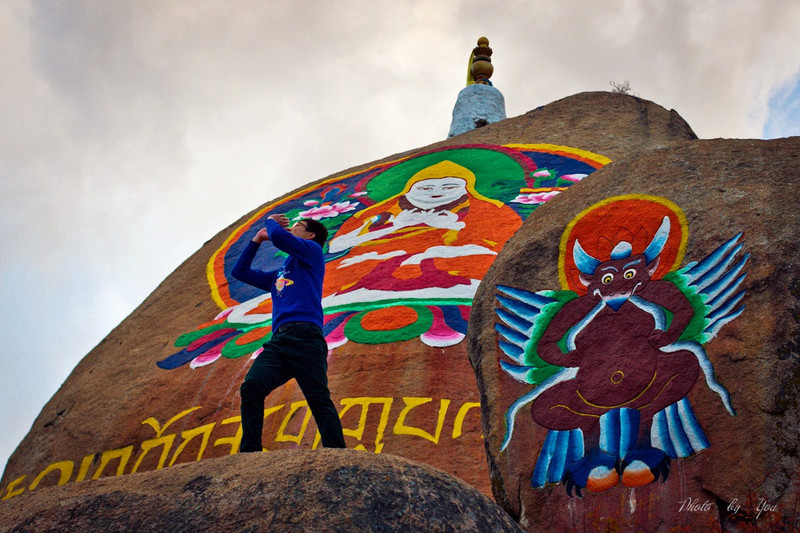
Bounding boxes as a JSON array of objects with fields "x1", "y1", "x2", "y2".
[{"x1": 595, "y1": 282, "x2": 642, "y2": 311}]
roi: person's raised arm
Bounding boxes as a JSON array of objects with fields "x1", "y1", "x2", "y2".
[
  {"x1": 231, "y1": 229, "x2": 276, "y2": 291},
  {"x1": 266, "y1": 216, "x2": 322, "y2": 264}
]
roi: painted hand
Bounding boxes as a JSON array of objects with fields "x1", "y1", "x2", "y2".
[
  {"x1": 389, "y1": 209, "x2": 428, "y2": 229},
  {"x1": 648, "y1": 330, "x2": 671, "y2": 349},
  {"x1": 424, "y1": 210, "x2": 465, "y2": 230}
]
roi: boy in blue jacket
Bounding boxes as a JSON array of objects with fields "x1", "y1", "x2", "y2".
[{"x1": 233, "y1": 214, "x2": 346, "y2": 451}]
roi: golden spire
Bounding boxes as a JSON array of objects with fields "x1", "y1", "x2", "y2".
[{"x1": 467, "y1": 37, "x2": 494, "y2": 86}]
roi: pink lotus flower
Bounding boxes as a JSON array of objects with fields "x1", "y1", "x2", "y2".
[
  {"x1": 298, "y1": 201, "x2": 359, "y2": 220},
  {"x1": 512, "y1": 191, "x2": 561, "y2": 204},
  {"x1": 560, "y1": 173, "x2": 588, "y2": 183}
]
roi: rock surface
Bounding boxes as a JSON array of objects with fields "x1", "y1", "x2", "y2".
[
  {"x1": 446, "y1": 90, "x2": 698, "y2": 159},
  {"x1": 469, "y1": 137, "x2": 800, "y2": 532},
  {"x1": 0, "y1": 450, "x2": 522, "y2": 532},
  {"x1": 1, "y1": 92, "x2": 698, "y2": 508}
]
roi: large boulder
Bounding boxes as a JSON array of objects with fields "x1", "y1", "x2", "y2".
[
  {"x1": 0, "y1": 450, "x2": 522, "y2": 532},
  {"x1": 1, "y1": 92, "x2": 698, "y2": 505},
  {"x1": 469, "y1": 137, "x2": 800, "y2": 531},
  {"x1": 452, "y1": 91, "x2": 697, "y2": 159}
]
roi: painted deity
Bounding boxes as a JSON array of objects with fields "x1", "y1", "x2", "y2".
[
  {"x1": 495, "y1": 196, "x2": 747, "y2": 496},
  {"x1": 323, "y1": 160, "x2": 521, "y2": 305}
]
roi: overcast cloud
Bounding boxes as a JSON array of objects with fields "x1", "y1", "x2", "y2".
[{"x1": 1, "y1": 0, "x2": 799, "y2": 477}]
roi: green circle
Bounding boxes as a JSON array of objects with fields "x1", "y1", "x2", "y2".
[
  {"x1": 365, "y1": 147, "x2": 528, "y2": 205},
  {"x1": 343, "y1": 305, "x2": 434, "y2": 344}
]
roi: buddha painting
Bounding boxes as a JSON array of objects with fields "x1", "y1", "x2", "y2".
[
  {"x1": 321, "y1": 160, "x2": 523, "y2": 308},
  {"x1": 159, "y1": 144, "x2": 609, "y2": 368}
]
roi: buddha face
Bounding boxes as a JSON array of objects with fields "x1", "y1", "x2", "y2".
[{"x1": 405, "y1": 177, "x2": 468, "y2": 209}]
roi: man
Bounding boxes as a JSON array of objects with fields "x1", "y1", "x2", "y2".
[{"x1": 233, "y1": 213, "x2": 346, "y2": 451}]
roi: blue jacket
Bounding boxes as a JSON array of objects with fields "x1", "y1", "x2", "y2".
[{"x1": 232, "y1": 218, "x2": 325, "y2": 330}]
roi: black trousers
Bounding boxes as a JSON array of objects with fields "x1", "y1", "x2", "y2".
[{"x1": 239, "y1": 322, "x2": 346, "y2": 451}]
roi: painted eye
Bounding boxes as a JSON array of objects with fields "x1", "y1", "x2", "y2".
[
  {"x1": 624, "y1": 268, "x2": 636, "y2": 279},
  {"x1": 601, "y1": 273, "x2": 614, "y2": 284}
]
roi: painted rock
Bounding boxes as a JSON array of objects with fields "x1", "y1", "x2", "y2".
[
  {"x1": 469, "y1": 137, "x2": 800, "y2": 531},
  {"x1": 0, "y1": 450, "x2": 524, "y2": 532},
  {"x1": 0, "y1": 92, "x2": 697, "y2": 507}
]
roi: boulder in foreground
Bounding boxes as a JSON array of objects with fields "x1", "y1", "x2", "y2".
[{"x1": 0, "y1": 449, "x2": 522, "y2": 532}]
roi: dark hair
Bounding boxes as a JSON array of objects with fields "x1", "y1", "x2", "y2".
[{"x1": 302, "y1": 218, "x2": 328, "y2": 246}]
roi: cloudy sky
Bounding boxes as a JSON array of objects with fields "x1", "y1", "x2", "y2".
[{"x1": 1, "y1": 0, "x2": 799, "y2": 477}]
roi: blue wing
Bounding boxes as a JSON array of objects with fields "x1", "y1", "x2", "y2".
[
  {"x1": 495, "y1": 285, "x2": 580, "y2": 451},
  {"x1": 494, "y1": 285, "x2": 566, "y2": 384},
  {"x1": 673, "y1": 233, "x2": 749, "y2": 342}
]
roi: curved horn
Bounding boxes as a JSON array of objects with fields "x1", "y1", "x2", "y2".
[
  {"x1": 573, "y1": 238, "x2": 601, "y2": 275},
  {"x1": 643, "y1": 216, "x2": 671, "y2": 264}
]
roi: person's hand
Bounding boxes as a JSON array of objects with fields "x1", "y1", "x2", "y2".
[
  {"x1": 268, "y1": 214, "x2": 290, "y2": 228},
  {"x1": 252, "y1": 228, "x2": 269, "y2": 243}
]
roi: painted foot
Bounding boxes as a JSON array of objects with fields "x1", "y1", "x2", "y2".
[
  {"x1": 621, "y1": 448, "x2": 670, "y2": 487},
  {"x1": 563, "y1": 448, "x2": 620, "y2": 497}
]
